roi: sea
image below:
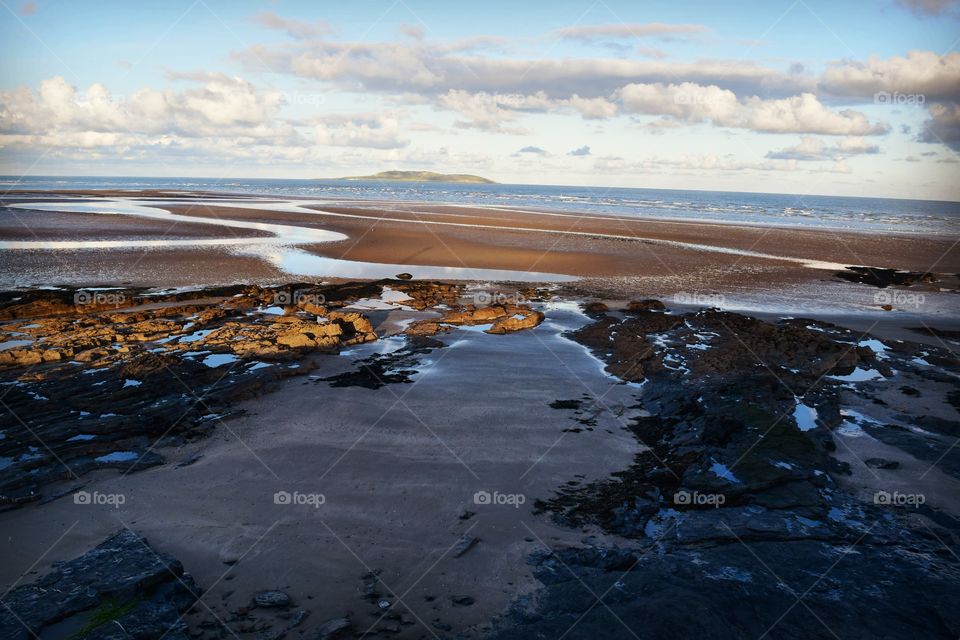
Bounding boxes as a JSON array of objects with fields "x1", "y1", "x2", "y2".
[{"x1": 2, "y1": 176, "x2": 959, "y2": 235}]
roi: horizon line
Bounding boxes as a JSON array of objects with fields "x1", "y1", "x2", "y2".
[{"x1": 2, "y1": 173, "x2": 959, "y2": 205}]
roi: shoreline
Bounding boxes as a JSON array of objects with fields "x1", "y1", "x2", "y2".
[{"x1": 1, "y1": 190, "x2": 957, "y2": 329}]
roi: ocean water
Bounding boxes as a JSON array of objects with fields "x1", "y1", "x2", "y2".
[{"x1": 2, "y1": 176, "x2": 959, "y2": 234}]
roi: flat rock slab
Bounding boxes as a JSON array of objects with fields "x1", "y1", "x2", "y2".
[{"x1": 0, "y1": 529, "x2": 200, "y2": 640}]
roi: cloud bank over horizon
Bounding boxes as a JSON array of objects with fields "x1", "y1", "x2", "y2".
[{"x1": 0, "y1": 0, "x2": 958, "y2": 199}]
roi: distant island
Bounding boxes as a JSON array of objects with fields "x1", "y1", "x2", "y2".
[{"x1": 336, "y1": 170, "x2": 496, "y2": 184}]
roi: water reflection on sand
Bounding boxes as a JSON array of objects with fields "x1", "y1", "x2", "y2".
[{"x1": 3, "y1": 198, "x2": 574, "y2": 282}]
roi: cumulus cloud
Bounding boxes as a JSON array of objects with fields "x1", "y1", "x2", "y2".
[
  {"x1": 618, "y1": 83, "x2": 888, "y2": 135},
  {"x1": 235, "y1": 25, "x2": 957, "y2": 141},
  {"x1": 517, "y1": 146, "x2": 546, "y2": 154},
  {"x1": 432, "y1": 89, "x2": 616, "y2": 132},
  {"x1": 0, "y1": 75, "x2": 406, "y2": 163},
  {"x1": 553, "y1": 23, "x2": 709, "y2": 42},
  {"x1": 235, "y1": 39, "x2": 813, "y2": 99},
  {"x1": 819, "y1": 51, "x2": 960, "y2": 102},
  {"x1": 0, "y1": 75, "x2": 289, "y2": 139},
  {"x1": 314, "y1": 114, "x2": 407, "y2": 149},
  {"x1": 437, "y1": 89, "x2": 530, "y2": 134},
  {"x1": 743, "y1": 93, "x2": 888, "y2": 135},
  {"x1": 765, "y1": 136, "x2": 880, "y2": 160},
  {"x1": 568, "y1": 145, "x2": 591, "y2": 156}
]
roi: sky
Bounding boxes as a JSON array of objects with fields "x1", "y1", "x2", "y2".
[{"x1": 0, "y1": 0, "x2": 959, "y2": 199}]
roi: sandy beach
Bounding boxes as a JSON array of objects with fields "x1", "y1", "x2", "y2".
[{"x1": 0, "y1": 191, "x2": 958, "y2": 640}]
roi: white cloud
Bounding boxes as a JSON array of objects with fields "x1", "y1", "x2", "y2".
[
  {"x1": 820, "y1": 51, "x2": 960, "y2": 102},
  {"x1": 618, "y1": 83, "x2": 887, "y2": 135},
  {"x1": 0, "y1": 75, "x2": 406, "y2": 163},
  {"x1": 236, "y1": 40, "x2": 813, "y2": 99},
  {"x1": 766, "y1": 136, "x2": 880, "y2": 160},
  {"x1": 743, "y1": 93, "x2": 888, "y2": 135},
  {"x1": 314, "y1": 115, "x2": 407, "y2": 149}
]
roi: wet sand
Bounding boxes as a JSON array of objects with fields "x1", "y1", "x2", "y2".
[
  {"x1": 2, "y1": 193, "x2": 957, "y2": 322},
  {"x1": 0, "y1": 303, "x2": 642, "y2": 636}
]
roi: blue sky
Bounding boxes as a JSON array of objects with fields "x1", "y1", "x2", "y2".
[{"x1": 1, "y1": 0, "x2": 958, "y2": 198}]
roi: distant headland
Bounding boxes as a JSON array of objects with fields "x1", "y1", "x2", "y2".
[{"x1": 335, "y1": 170, "x2": 496, "y2": 184}]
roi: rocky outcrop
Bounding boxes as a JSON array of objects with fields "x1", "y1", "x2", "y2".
[
  {"x1": 487, "y1": 308, "x2": 545, "y2": 334},
  {"x1": 489, "y1": 538, "x2": 960, "y2": 639},
  {"x1": 834, "y1": 265, "x2": 937, "y2": 287},
  {"x1": 0, "y1": 283, "x2": 386, "y2": 507},
  {"x1": 509, "y1": 300, "x2": 960, "y2": 639},
  {"x1": 404, "y1": 303, "x2": 544, "y2": 336},
  {"x1": 0, "y1": 530, "x2": 200, "y2": 640},
  {"x1": 0, "y1": 281, "x2": 541, "y2": 506}
]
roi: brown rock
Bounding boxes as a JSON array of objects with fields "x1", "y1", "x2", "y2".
[
  {"x1": 300, "y1": 302, "x2": 328, "y2": 315},
  {"x1": 486, "y1": 309, "x2": 545, "y2": 334},
  {"x1": 441, "y1": 305, "x2": 508, "y2": 325},
  {"x1": 627, "y1": 299, "x2": 666, "y2": 312},
  {"x1": 404, "y1": 320, "x2": 449, "y2": 336},
  {"x1": 277, "y1": 333, "x2": 317, "y2": 349},
  {"x1": 0, "y1": 349, "x2": 42, "y2": 367},
  {"x1": 329, "y1": 311, "x2": 375, "y2": 336},
  {"x1": 75, "y1": 348, "x2": 111, "y2": 362},
  {"x1": 584, "y1": 301, "x2": 609, "y2": 314}
]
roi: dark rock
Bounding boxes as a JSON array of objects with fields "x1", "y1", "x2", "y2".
[
  {"x1": 314, "y1": 617, "x2": 351, "y2": 639},
  {"x1": 0, "y1": 529, "x2": 200, "y2": 640},
  {"x1": 451, "y1": 595, "x2": 475, "y2": 606},
  {"x1": 834, "y1": 266, "x2": 937, "y2": 288},
  {"x1": 452, "y1": 534, "x2": 479, "y2": 558},
  {"x1": 488, "y1": 539, "x2": 960, "y2": 639},
  {"x1": 865, "y1": 458, "x2": 900, "y2": 470},
  {"x1": 288, "y1": 610, "x2": 309, "y2": 628},
  {"x1": 253, "y1": 591, "x2": 291, "y2": 608}
]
